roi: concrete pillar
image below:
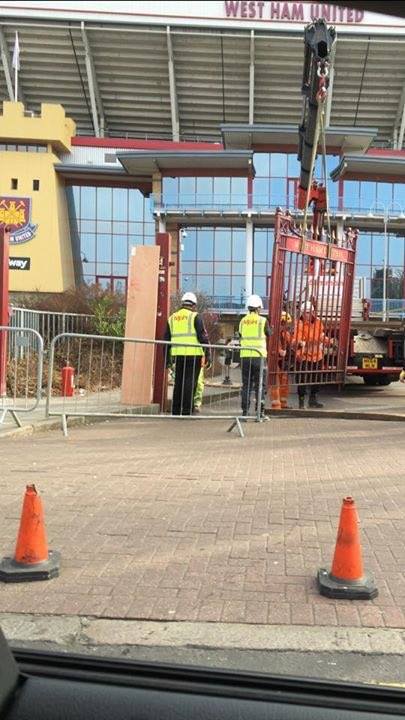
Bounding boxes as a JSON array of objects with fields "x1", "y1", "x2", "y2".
[
  {"x1": 245, "y1": 218, "x2": 253, "y2": 298},
  {"x1": 152, "y1": 171, "x2": 162, "y2": 208},
  {"x1": 167, "y1": 224, "x2": 179, "y2": 292}
]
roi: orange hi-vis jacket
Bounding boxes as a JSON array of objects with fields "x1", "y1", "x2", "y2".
[{"x1": 292, "y1": 317, "x2": 330, "y2": 363}]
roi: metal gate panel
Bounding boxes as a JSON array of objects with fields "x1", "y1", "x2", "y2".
[{"x1": 268, "y1": 211, "x2": 357, "y2": 394}]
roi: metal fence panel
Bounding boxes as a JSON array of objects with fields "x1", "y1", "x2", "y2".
[
  {"x1": 9, "y1": 307, "x2": 94, "y2": 354},
  {"x1": 46, "y1": 333, "x2": 266, "y2": 436},
  {"x1": 268, "y1": 211, "x2": 357, "y2": 398},
  {"x1": 0, "y1": 326, "x2": 43, "y2": 427}
]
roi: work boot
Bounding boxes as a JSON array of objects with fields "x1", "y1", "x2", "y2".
[
  {"x1": 298, "y1": 396, "x2": 305, "y2": 409},
  {"x1": 308, "y1": 395, "x2": 323, "y2": 408}
]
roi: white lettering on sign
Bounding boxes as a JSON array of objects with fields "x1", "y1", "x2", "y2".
[
  {"x1": 9, "y1": 257, "x2": 30, "y2": 270},
  {"x1": 225, "y1": 2, "x2": 363, "y2": 23}
]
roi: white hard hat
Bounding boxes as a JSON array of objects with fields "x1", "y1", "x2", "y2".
[
  {"x1": 246, "y1": 295, "x2": 263, "y2": 309},
  {"x1": 247, "y1": 294, "x2": 263, "y2": 309},
  {"x1": 181, "y1": 291, "x2": 197, "y2": 305},
  {"x1": 301, "y1": 301, "x2": 314, "y2": 313}
]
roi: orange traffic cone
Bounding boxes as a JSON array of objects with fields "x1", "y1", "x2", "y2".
[
  {"x1": 317, "y1": 496, "x2": 378, "y2": 600},
  {"x1": 0, "y1": 485, "x2": 60, "y2": 583}
]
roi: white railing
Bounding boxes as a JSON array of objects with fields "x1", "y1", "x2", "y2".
[{"x1": 9, "y1": 307, "x2": 94, "y2": 351}]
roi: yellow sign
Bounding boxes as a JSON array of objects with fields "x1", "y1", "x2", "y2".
[{"x1": 362, "y1": 357, "x2": 378, "y2": 369}]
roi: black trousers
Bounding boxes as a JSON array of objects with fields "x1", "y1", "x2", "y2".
[
  {"x1": 296, "y1": 360, "x2": 323, "y2": 398},
  {"x1": 241, "y1": 358, "x2": 267, "y2": 415},
  {"x1": 172, "y1": 356, "x2": 202, "y2": 415}
]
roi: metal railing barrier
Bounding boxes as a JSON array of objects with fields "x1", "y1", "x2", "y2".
[
  {"x1": 46, "y1": 333, "x2": 267, "y2": 438},
  {"x1": 0, "y1": 326, "x2": 44, "y2": 429}
]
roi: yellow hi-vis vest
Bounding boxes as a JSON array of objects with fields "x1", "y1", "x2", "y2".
[
  {"x1": 168, "y1": 308, "x2": 204, "y2": 356},
  {"x1": 239, "y1": 312, "x2": 267, "y2": 358}
]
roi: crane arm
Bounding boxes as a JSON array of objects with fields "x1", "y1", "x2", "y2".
[{"x1": 297, "y1": 19, "x2": 336, "y2": 233}]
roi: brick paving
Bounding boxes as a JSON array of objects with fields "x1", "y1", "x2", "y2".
[{"x1": 1, "y1": 417, "x2": 405, "y2": 627}]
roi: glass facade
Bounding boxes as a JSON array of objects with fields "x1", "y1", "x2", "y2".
[
  {"x1": 66, "y1": 153, "x2": 405, "y2": 305},
  {"x1": 182, "y1": 227, "x2": 246, "y2": 303},
  {"x1": 67, "y1": 186, "x2": 155, "y2": 289}
]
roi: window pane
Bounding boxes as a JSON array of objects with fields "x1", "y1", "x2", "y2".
[
  {"x1": 182, "y1": 261, "x2": 196, "y2": 273},
  {"x1": 196, "y1": 276, "x2": 213, "y2": 294},
  {"x1": 112, "y1": 236, "x2": 128, "y2": 263},
  {"x1": 356, "y1": 234, "x2": 371, "y2": 265},
  {"x1": 113, "y1": 189, "x2": 128, "y2": 219},
  {"x1": 372, "y1": 234, "x2": 385, "y2": 266},
  {"x1": 113, "y1": 221, "x2": 128, "y2": 234},
  {"x1": 253, "y1": 153, "x2": 269, "y2": 176},
  {"x1": 231, "y1": 177, "x2": 247, "y2": 204},
  {"x1": 214, "y1": 276, "x2": 231, "y2": 295},
  {"x1": 270, "y1": 153, "x2": 287, "y2": 177},
  {"x1": 270, "y1": 178, "x2": 286, "y2": 207},
  {"x1": 128, "y1": 190, "x2": 144, "y2": 221},
  {"x1": 197, "y1": 261, "x2": 213, "y2": 273},
  {"x1": 80, "y1": 220, "x2": 95, "y2": 233},
  {"x1": 393, "y1": 183, "x2": 404, "y2": 210},
  {"x1": 81, "y1": 233, "x2": 96, "y2": 260},
  {"x1": 232, "y1": 230, "x2": 245, "y2": 261},
  {"x1": 97, "y1": 188, "x2": 112, "y2": 220},
  {"x1": 254, "y1": 231, "x2": 268, "y2": 261},
  {"x1": 182, "y1": 231, "x2": 196, "y2": 260},
  {"x1": 389, "y1": 236, "x2": 405, "y2": 266},
  {"x1": 163, "y1": 177, "x2": 178, "y2": 203},
  {"x1": 344, "y1": 181, "x2": 360, "y2": 211},
  {"x1": 287, "y1": 153, "x2": 300, "y2": 177},
  {"x1": 196, "y1": 177, "x2": 212, "y2": 203},
  {"x1": 97, "y1": 277, "x2": 112, "y2": 290},
  {"x1": 253, "y1": 277, "x2": 266, "y2": 296},
  {"x1": 377, "y1": 183, "x2": 393, "y2": 208},
  {"x1": 253, "y1": 178, "x2": 269, "y2": 206},
  {"x1": 359, "y1": 182, "x2": 376, "y2": 212},
  {"x1": 213, "y1": 177, "x2": 231, "y2": 205},
  {"x1": 215, "y1": 233, "x2": 231, "y2": 260},
  {"x1": 179, "y1": 177, "x2": 195, "y2": 204},
  {"x1": 231, "y1": 276, "x2": 245, "y2": 297},
  {"x1": 81, "y1": 187, "x2": 96, "y2": 218},
  {"x1": 232, "y1": 262, "x2": 245, "y2": 273},
  {"x1": 215, "y1": 262, "x2": 231, "y2": 273},
  {"x1": 97, "y1": 234, "x2": 112, "y2": 262},
  {"x1": 97, "y1": 221, "x2": 112, "y2": 233},
  {"x1": 113, "y1": 278, "x2": 127, "y2": 294},
  {"x1": 197, "y1": 230, "x2": 214, "y2": 260}
]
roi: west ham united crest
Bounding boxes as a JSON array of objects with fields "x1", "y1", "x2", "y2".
[{"x1": 0, "y1": 196, "x2": 38, "y2": 245}]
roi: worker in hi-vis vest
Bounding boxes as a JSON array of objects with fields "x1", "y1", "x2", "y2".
[
  {"x1": 164, "y1": 292, "x2": 210, "y2": 416},
  {"x1": 239, "y1": 294, "x2": 272, "y2": 417}
]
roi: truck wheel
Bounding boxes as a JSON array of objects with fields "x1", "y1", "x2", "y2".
[{"x1": 377, "y1": 375, "x2": 391, "y2": 386}]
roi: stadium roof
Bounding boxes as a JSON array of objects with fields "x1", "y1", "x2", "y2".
[{"x1": 1, "y1": 4, "x2": 405, "y2": 147}]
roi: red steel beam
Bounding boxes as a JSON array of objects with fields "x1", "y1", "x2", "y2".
[{"x1": 153, "y1": 232, "x2": 171, "y2": 410}]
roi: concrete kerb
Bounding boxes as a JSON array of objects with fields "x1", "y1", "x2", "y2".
[
  {"x1": 3, "y1": 406, "x2": 405, "y2": 440},
  {"x1": 0, "y1": 414, "x2": 129, "y2": 440},
  {"x1": 2, "y1": 614, "x2": 405, "y2": 656},
  {"x1": 267, "y1": 409, "x2": 405, "y2": 422}
]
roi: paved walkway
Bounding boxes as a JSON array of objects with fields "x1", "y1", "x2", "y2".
[{"x1": 0, "y1": 416, "x2": 405, "y2": 628}]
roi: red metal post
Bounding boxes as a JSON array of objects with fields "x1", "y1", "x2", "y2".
[
  {"x1": 0, "y1": 226, "x2": 10, "y2": 397},
  {"x1": 267, "y1": 211, "x2": 286, "y2": 388},
  {"x1": 153, "y1": 232, "x2": 171, "y2": 410}
]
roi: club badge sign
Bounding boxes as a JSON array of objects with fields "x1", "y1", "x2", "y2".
[{"x1": 0, "y1": 197, "x2": 38, "y2": 245}]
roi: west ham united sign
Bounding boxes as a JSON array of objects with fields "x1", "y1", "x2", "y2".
[{"x1": 0, "y1": 196, "x2": 38, "y2": 245}]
